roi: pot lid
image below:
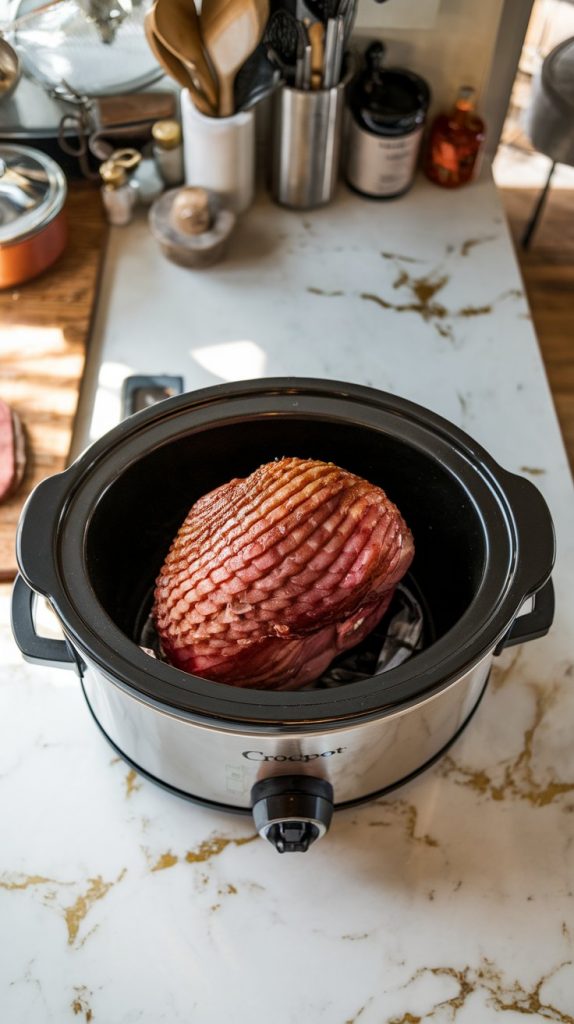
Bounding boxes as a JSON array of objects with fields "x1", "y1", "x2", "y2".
[
  {"x1": 8, "y1": 0, "x2": 162, "y2": 98},
  {"x1": 0, "y1": 144, "x2": 67, "y2": 246}
]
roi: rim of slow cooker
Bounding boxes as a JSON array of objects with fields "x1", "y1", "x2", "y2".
[{"x1": 42, "y1": 379, "x2": 531, "y2": 727}]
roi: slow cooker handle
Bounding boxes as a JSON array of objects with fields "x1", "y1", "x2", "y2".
[
  {"x1": 11, "y1": 574, "x2": 77, "y2": 669},
  {"x1": 16, "y1": 470, "x2": 69, "y2": 598},
  {"x1": 495, "y1": 577, "x2": 555, "y2": 654},
  {"x1": 506, "y1": 472, "x2": 556, "y2": 598}
]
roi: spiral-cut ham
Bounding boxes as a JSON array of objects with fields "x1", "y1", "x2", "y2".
[{"x1": 153, "y1": 457, "x2": 414, "y2": 690}]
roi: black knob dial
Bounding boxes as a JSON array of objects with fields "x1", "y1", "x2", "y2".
[{"x1": 251, "y1": 776, "x2": 334, "y2": 853}]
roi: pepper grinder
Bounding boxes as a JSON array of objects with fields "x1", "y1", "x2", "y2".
[{"x1": 148, "y1": 186, "x2": 236, "y2": 268}]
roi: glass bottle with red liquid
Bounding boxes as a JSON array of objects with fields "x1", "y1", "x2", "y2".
[{"x1": 424, "y1": 86, "x2": 485, "y2": 188}]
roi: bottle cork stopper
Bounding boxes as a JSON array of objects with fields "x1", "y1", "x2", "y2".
[{"x1": 169, "y1": 187, "x2": 212, "y2": 236}]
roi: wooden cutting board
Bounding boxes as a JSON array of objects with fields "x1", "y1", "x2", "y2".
[{"x1": 0, "y1": 180, "x2": 107, "y2": 582}]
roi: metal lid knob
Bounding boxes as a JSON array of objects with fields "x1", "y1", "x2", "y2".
[{"x1": 251, "y1": 776, "x2": 334, "y2": 853}]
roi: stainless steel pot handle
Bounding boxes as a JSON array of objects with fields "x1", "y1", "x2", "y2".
[
  {"x1": 495, "y1": 577, "x2": 555, "y2": 655},
  {"x1": 11, "y1": 574, "x2": 77, "y2": 669}
]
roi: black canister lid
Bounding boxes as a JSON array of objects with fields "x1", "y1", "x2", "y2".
[{"x1": 350, "y1": 42, "x2": 431, "y2": 136}]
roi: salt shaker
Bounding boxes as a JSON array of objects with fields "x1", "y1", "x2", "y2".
[
  {"x1": 99, "y1": 161, "x2": 137, "y2": 226},
  {"x1": 152, "y1": 119, "x2": 184, "y2": 187}
]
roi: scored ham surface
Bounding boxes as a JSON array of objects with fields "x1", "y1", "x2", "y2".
[{"x1": 153, "y1": 457, "x2": 414, "y2": 690}]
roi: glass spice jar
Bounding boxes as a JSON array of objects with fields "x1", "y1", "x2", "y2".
[
  {"x1": 99, "y1": 161, "x2": 136, "y2": 226},
  {"x1": 424, "y1": 86, "x2": 486, "y2": 188},
  {"x1": 152, "y1": 119, "x2": 184, "y2": 188}
]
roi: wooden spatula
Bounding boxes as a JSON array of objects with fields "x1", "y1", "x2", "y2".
[
  {"x1": 154, "y1": 0, "x2": 219, "y2": 114},
  {"x1": 200, "y1": 0, "x2": 269, "y2": 117},
  {"x1": 145, "y1": 11, "x2": 215, "y2": 115}
]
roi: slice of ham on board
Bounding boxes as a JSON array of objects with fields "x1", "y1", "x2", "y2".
[{"x1": 0, "y1": 399, "x2": 26, "y2": 505}]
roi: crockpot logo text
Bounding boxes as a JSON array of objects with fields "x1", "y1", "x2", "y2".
[{"x1": 242, "y1": 748, "x2": 346, "y2": 763}]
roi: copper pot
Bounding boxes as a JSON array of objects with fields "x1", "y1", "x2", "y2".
[{"x1": 0, "y1": 145, "x2": 67, "y2": 289}]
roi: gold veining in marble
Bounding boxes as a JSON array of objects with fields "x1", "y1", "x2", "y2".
[
  {"x1": 390, "y1": 959, "x2": 573, "y2": 1022},
  {"x1": 460, "y1": 236, "x2": 496, "y2": 257},
  {"x1": 345, "y1": 998, "x2": 372, "y2": 1023},
  {"x1": 360, "y1": 273, "x2": 522, "y2": 341},
  {"x1": 63, "y1": 869, "x2": 127, "y2": 946},
  {"x1": 363, "y1": 269, "x2": 452, "y2": 333},
  {"x1": 124, "y1": 769, "x2": 141, "y2": 798},
  {"x1": 146, "y1": 835, "x2": 258, "y2": 874},
  {"x1": 71, "y1": 985, "x2": 93, "y2": 1021},
  {"x1": 150, "y1": 851, "x2": 179, "y2": 872},
  {"x1": 220, "y1": 883, "x2": 237, "y2": 895},
  {"x1": 457, "y1": 304, "x2": 493, "y2": 318},
  {"x1": 520, "y1": 466, "x2": 546, "y2": 476},
  {"x1": 307, "y1": 287, "x2": 344, "y2": 297},
  {"x1": 490, "y1": 648, "x2": 522, "y2": 692},
  {"x1": 371, "y1": 799, "x2": 439, "y2": 848},
  {"x1": 0, "y1": 873, "x2": 70, "y2": 891},
  {"x1": 184, "y1": 834, "x2": 258, "y2": 864},
  {"x1": 381, "y1": 251, "x2": 422, "y2": 263},
  {"x1": 440, "y1": 684, "x2": 574, "y2": 807},
  {"x1": 457, "y1": 392, "x2": 469, "y2": 416}
]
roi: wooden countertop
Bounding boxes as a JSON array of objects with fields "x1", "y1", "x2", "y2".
[{"x1": 0, "y1": 179, "x2": 107, "y2": 581}]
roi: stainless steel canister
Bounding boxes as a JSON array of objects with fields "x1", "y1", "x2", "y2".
[{"x1": 271, "y1": 81, "x2": 347, "y2": 209}]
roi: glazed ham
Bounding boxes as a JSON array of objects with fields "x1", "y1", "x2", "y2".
[{"x1": 153, "y1": 457, "x2": 414, "y2": 690}]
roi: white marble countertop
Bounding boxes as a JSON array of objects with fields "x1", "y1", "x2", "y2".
[{"x1": 3, "y1": 172, "x2": 574, "y2": 1023}]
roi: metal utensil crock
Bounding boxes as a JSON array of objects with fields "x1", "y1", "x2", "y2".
[
  {"x1": 12, "y1": 379, "x2": 555, "y2": 853},
  {"x1": 271, "y1": 78, "x2": 347, "y2": 209}
]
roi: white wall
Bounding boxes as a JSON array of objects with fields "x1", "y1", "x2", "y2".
[{"x1": 353, "y1": 0, "x2": 506, "y2": 119}]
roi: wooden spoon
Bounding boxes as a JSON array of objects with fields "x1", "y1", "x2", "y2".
[
  {"x1": 153, "y1": 0, "x2": 219, "y2": 114},
  {"x1": 306, "y1": 20, "x2": 324, "y2": 90},
  {"x1": 200, "y1": 0, "x2": 269, "y2": 117},
  {"x1": 144, "y1": 10, "x2": 215, "y2": 116}
]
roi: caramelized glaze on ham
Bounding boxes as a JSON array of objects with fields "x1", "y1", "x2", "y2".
[{"x1": 153, "y1": 457, "x2": 414, "y2": 690}]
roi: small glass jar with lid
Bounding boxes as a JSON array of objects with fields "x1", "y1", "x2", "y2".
[
  {"x1": 345, "y1": 42, "x2": 431, "y2": 199},
  {"x1": 152, "y1": 119, "x2": 184, "y2": 188},
  {"x1": 99, "y1": 161, "x2": 137, "y2": 226}
]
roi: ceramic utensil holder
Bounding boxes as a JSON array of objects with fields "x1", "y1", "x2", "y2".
[
  {"x1": 181, "y1": 90, "x2": 255, "y2": 214},
  {"x1": 271, "y1": 79, "x2": 347, "y2": 210}
]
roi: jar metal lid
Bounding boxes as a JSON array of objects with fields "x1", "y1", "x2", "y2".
[
  {"x1": 152, "y1": 119, "x2": 182, "y2": 150},
  {"x1": 100, "y1": 160, "x2": 129, "y2": 189},
  {"x1": 0, "y1": 144, "x2": 67, "y2": 246},
  {"x1": 353, "y1": 67, "x2": 430, "y2": 136}
]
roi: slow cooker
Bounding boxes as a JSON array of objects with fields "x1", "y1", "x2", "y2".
[{"x1": 11, "y1": 379, "x2": 555, "y2": 852}]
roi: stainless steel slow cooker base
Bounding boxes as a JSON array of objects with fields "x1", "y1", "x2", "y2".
[
  {"x1": 79, "y1": 648, "x2": 492, "y2": 810},
  {"x1": 80, "y1": 669, "x2": 491, "y2": 815}
]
